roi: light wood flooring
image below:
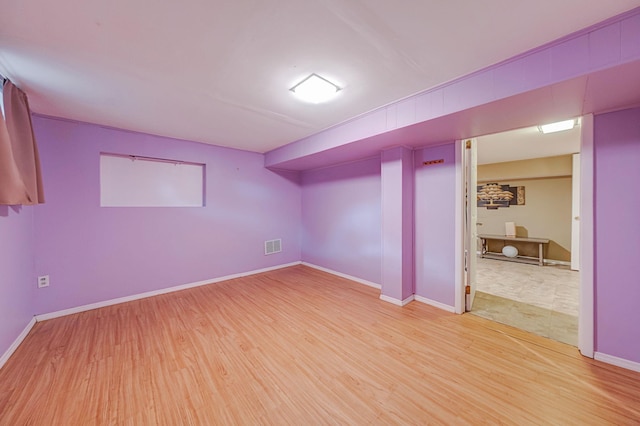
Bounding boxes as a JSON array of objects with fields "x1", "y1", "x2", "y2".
[{"x1": 1, "y1": 265, "x2": 639, "y2": 424}]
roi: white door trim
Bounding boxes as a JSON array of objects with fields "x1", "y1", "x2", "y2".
[
  {"x1": 571, "y1": 153, "x2": 581, "y2": 271},
  {"x1": 464, "y1": 139, "x2": 478, "y2": 311},
  {"x1": 454, "y1": 139, "x2": 465, "y2": 314},
  {"x1": 578, "y1": 114, "x2": 594, "y2": 358}
]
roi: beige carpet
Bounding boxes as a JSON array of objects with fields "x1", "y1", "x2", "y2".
[{"x1": 471, "y1": 257, "x2": 579, "y2": 346}]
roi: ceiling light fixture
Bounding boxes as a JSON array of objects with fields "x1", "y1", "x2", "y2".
[
  {"x1": 538, "y1": 119, "x2": 576, "y2": 134},
  {"x1": 290, "y1": 73, "x2": 340, "y2": 104}
]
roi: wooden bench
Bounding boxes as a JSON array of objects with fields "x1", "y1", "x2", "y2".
[{"x1": 478, "y1": 234, "x2": 550, "y2": 266}]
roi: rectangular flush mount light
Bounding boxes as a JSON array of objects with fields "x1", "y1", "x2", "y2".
[
  {"x1": 538, "y1": 119, "x2": 576, "y2": 134},
  {"x1": 290, "y1": 73, "x2": 340, "y2": 104}
]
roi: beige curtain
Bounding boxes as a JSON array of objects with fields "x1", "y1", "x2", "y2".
[{"x1": 0, "y1": 80, "x2": 44, "y2": 205}]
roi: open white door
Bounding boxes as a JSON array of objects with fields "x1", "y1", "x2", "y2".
[
  {"x1": 571, "y1": 153, "x2": 581, "y2": 271},
  {"x1": 464, "y1": 139, "x2": 478, "y2": 311}
]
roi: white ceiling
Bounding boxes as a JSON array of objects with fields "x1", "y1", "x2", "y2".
[
  {"x1": 1, "y1": 1, "x2": 639, "y2": 153},
  {"x1": 477, "y1": 122, "x2": 581, "y2": 165}
]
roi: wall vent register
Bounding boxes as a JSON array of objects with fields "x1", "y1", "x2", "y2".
[{"x1": 264, "y1": 239, "x2": 282, "y2": 255}]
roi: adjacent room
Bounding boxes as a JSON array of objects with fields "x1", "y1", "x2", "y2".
[
  {"x1": 2, "y1": 2, "x2": 640, "y2": 424},
  {"x1": 470, "y1": 124, "x2": 581, "y2": 346}
]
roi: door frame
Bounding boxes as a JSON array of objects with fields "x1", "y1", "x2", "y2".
[
  {"x1": 454, "y1": 140, "x2": 465, "y2": 314},
  {"x1": 571, "y1": 153, "x2": 581, "y2": 271},
  {"x1": 578, "y1": 114, "x2": 594, "y2": 358},
  {"x1": 454, "y1": 138, "x2": 480, "y2": 314},
  {"x1": 455, "y1": 114, "x2": 595, "y2": 357}
]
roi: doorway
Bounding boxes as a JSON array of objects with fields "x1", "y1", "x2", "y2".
[{"x1": 461, "y1": 120, "x2": 585, "y2": 347}]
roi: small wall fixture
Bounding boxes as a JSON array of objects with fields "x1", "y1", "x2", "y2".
[
  {"x1": 538, "y1": 119, "x2": 576, "y2": 134},
  {"x1": 290, "y1": 73, "x2": 340, "y2": 104}
]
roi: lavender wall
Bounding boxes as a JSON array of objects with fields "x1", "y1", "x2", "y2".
[
  {"x1": 381, "y1": 147, "x2": 414, "y2": 301},
  {"x1": 594, "y1": 107, "x2": 640, "y2": 363},
  {"x1": 414, "y1": 143, "x2": 457, "y2": 307},
  {"x1": 31, "y1": 116, "x2": 301, "y2": 315},
  {"x1": 301, "y1": 158, "x2": 381, "y2": 284},
  {"x1": 0, "y1": 206, "x2": 35, "y2": 356},
  {"x1": 5, "y1": 107, "x2": 638, "y2": 370}
]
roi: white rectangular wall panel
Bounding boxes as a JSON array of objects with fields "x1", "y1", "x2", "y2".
[{"x1": 100, "y1": 154, "x2": 204, "y2": 207}]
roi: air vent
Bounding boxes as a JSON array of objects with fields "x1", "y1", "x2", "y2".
[{"x1": 264, "y1": 239, "x2": 282, "y2": 255}]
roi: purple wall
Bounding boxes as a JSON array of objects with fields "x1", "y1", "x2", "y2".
[
  {"x1": 381, "y1": 147, "x2": 414, "y2": 301},
  {"x1": 300, "y1": 142, "x2": 458, "y2": 310},
  {"x1": 0, "y1": 206, "x2": 35, "y2": 356},
  {"x1": 594, "y1": 107, "x2": 640, "y2": 363},
  {"x1": 5, "y1": 108, "x2": 640, "y2": 371},
  {"x1": 31, "y1": 116, "x2": 301, "y2": 315},
  {"x1": 414, "y1": 143, "x2": 457, "y2": 306},
  {"x1": 301, "y1": 158, "x2": 381, "y2": 284}
]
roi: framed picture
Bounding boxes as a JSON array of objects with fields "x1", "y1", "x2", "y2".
[{"x1": 477, "y1": 183, "x2": 525, "y2": 209}]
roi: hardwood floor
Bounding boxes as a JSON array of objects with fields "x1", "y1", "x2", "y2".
[{"x1": 1, "y1": 265, "x2": 639, "y2": 424}]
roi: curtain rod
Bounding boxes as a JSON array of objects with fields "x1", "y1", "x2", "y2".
[{"x1": 101, "y1": 152, "x2": 204, "y2": 167}]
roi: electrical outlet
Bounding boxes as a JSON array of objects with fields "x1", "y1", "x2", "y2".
[{"x1": 38, "y1": 275, "x2": 50, "y2": 288}]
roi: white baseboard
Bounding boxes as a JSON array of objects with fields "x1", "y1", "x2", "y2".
[
  {"x1": 301, "y1": 262, "x2": 382, "y2": 290},
  {"x1": 300, "y1": 263, "x2": 455, "y2": 311},
  {"x1": 0, "y1": 317, "x2": 36, "y2": 370},
  {"x1": 414, "y1": 295, "x2": 456, "y2": 313},
  {"x1": 594, "y1": 352, "x2": 640, "y2": 373},
  {"x1": 380, "y1": 294, "x2": 415, "y2": 306},
  {"x1": 36, "y1": 261, "x2": 302, "y2": 321}
]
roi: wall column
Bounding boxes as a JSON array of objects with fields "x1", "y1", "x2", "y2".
[{"x1": 380, "y1": 146, "x2": 414, "y2": 305}]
